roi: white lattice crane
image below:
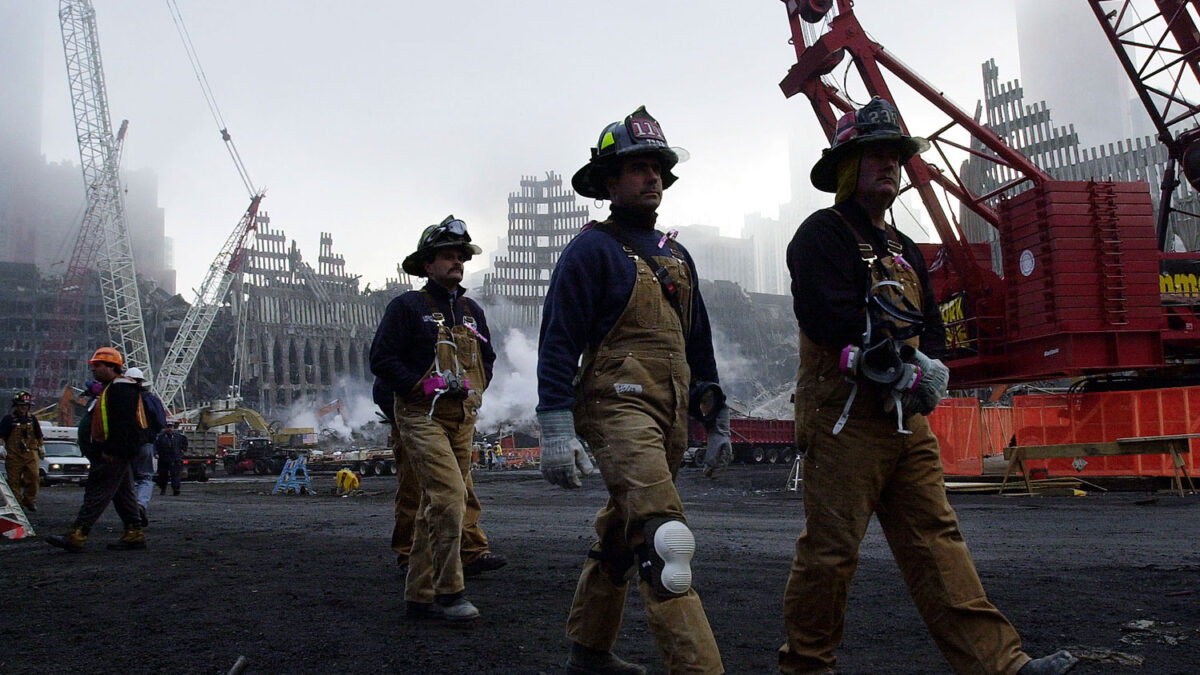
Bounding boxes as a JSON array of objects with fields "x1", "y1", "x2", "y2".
[
  {"x1": 56, "y1": 0, "x2": 152, "y2": 379},
  {"x1": 155, "y1": 196, "x2": 263, "y2": 407}
]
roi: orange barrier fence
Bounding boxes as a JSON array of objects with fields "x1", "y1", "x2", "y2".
[
  {"x1": 928, "y1": 398, "x2": 1013, "y2": 476},
  {"x1": 1013, "y1": 386, "x2": 1200, "y2": 478}
]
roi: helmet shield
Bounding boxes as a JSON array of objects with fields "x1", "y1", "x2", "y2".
[
  {"x1": 401, "y1": 215, "x2": 483, "y2": 277},
  {"x1": 810, "y1": 96, "x2": 930, "y2": 193},
  {"x1": 572, "y1": 105, "x2": 689, "y2": 200}
]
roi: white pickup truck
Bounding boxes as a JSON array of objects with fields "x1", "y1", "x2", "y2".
[{"x1": 38, "y1": 424, "x2": 90, "y2": 486}]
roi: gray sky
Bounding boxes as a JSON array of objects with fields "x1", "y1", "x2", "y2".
[{"x1": 33, "y1": 1, "x2": 1021, "y2": 294}]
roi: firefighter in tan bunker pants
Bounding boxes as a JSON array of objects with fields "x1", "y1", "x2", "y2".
[
  {"x1": 781, "y1": 96, "x2": 1078, "y2": 675},
  {"x1": 1, "y1": 391, "x2": 45, "y2": 512},
  {"x1": 369, "y1": 216, "x2": 496, "y2": 622},
  {"x1": 537, "y1": 106, "x2": 731, "y2": 675}
]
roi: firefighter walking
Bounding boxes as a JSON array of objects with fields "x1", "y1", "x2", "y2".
[
  {"x1": 538, "y1": 106, "x2": 731, "y2": 674},
  {"x1": 1, "y1": 391, "x2": 45, "y2": 512},
  {"x1": 781, "y1": 96, "x2": 1077, "y2": 675},
  {"x1": 370, "y1": 216, "x2": 497, "y2": 622}
]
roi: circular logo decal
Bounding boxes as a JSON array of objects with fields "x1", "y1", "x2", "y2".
[{"x1": 1019, "y1": 249, "x2": 1035, "y2": 277}]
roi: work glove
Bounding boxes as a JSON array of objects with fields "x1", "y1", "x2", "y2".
[
  {"x1": 0, "y1": 445, "x2": 6, "y2": 459},
  {"x1": 38, "y1": 445, "x2": 45, "y2": 461},
  {"x1": 537, "y1": 410, "x2": 596, "y2": 489},
  {"x1": 703, "y1": 406, "x2": 732, "y2": 478},
  {"x1": 906, "y1": 349, "x2": 950, "y2": 415}
]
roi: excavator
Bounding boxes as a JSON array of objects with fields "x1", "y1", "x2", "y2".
[{"x1": 193, "y1": 405, "x2": 316, "y2": 475}]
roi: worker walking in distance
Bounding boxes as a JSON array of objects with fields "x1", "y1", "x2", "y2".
[
  {"x1": 154, "y1": 421, "x2": 187, "y2": 496},
  {"x1": 781, "y1": 96, "x2": 1077, "y2": 675},
  {"x1": 47, "y1": 347, "x2": 149, "y2": 552},
  {"x1": 124, "y1": 367, "x2": 166, "y2": 526},
  {"x1": 372, "y1": 379, "x2": 506, "y2": 580},
  {"x1": 370, "y1": 215, "x2": 497, "y2": 622},
  {"x1": 537, "y1": 106, "x2": 731, "y2": 674},
  {"x1": 1, "y1": 391, "x2": 45, "y2": 513}
]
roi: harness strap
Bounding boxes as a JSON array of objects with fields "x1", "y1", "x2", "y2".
[{"x1": 592, "y1": 222, "x2": 684, "y2": 322}]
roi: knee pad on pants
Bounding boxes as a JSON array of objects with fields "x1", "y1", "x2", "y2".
[{"x1": 637, "y1": 517, "x2": 695, "y2": 598}]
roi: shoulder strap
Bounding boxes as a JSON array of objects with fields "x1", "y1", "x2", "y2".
[{"x1": 592, "y1": 222, "x2": 683, "y2": 320}]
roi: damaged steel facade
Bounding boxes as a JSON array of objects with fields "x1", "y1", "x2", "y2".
[
  {"x1": 230, "y1": 215, "x2": 409, "y2": 416},
  {"x1": 481, "y1": 172, "x2": 588, "y2": 331}
]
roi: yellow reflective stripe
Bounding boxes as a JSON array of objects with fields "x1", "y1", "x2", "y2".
[
  {"x1": 600, "y1": 131, "x2": 615, "y2": 150},
  {"x1": 98, "y1": 389, "x2": 110, "y2": 440}
]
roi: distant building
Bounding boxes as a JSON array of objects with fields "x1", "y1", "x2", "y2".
[
  {"x1": 675, "y1": 224, "x2": 756, "y2": 293},
  {"x1": 480, "y1": 172, "x2": 588, "y2": 331},
  {"x1": 742, "y1": 212, "x2": 791, "y2": 295}
]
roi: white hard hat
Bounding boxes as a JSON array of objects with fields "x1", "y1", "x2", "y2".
[{"x1": 125, "y1": 366, "x2": 144, "y2": 380}]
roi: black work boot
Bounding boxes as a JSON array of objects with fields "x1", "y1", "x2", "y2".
[
  {"x1": 46, "y1": 526, "x2": 87, "y2": 553},
  {"x1": 565, "y1": 641, "x2": 647, "y2": 675},
  {"x1": 1018, "y1": 650, "x2": 1079, "y2": 675},
  {"x1": 462, "y1": 551, "x2": 507, "y2": 577}
]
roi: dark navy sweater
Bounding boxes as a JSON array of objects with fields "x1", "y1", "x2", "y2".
[
  {"x1": 537, "y1": 207, "x2": 719, "y2": 413},
  {"x1": 370, "y1": 281, "x2": 496, "y2": 399}
]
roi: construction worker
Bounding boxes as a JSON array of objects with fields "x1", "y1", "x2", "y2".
[
  {"x1": 1, "y1": 391, "x2": 45, "y2": 512},
  {"x1": 370, "y1": 215, "x2": 497, "y2": 622},
  {"x1": 154, "y1": 421, "x2": 188, "y2": 496},
  {"x1": 372, "y1": 379, "x2": 506, "y2": 580},
  {"x1": 47, "y1": 346, "x2": 149, "y2": 552},
  {"x1": 780, "y1": 96, "x2": 1077, "y2": 675},
  {"x1": 125, "y1": 366, "x2": 166, "y2": 526},
  {"x1": 538, "y1": 106, "x2": 730, "y2": 675}
]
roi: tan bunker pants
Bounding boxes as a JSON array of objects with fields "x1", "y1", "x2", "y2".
[{"x1": 779, "y1": 402, "x2": 1029, "y2": 675}]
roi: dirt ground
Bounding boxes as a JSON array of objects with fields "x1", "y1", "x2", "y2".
[{"x1": 3, "y1": 463, "x2": 1198, "y2": 674}]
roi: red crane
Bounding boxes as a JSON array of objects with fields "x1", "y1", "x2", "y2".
[{"x1": 780, "y1": 0, "x2": 1197, "y2": 386}]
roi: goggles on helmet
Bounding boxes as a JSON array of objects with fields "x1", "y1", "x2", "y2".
[{"x1": 423, "y1": 218, "x2": 470, "y2": 248}]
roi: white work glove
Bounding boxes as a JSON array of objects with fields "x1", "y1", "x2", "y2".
[
  {"x1": 907, "y1": 349, "x2": 950, "y2": 415},
  {"x1": 38, "y1": 445, "x2": 45, "y2": 461},
  {"x1": 537, "y1": 410, "x2": 596, "y2": 489},
  {"x1": 703, "y1": 407, "x2": 732, "y2": 478}
]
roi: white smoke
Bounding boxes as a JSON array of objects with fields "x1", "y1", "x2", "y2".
[
  {"x1": 278, "y1": 376, "x2": 388, "y2": 442},
  {"x1": 476, "y1": 327, "x2": 540, "y2": 434}
]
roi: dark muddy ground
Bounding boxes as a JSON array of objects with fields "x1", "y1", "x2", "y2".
[{"x1": 3, "y1": 464, "x2": 1198, "y2": 674}]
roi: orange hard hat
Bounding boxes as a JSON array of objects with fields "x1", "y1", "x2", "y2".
[{"x1": 88, "y1": 346, "x2": 124, "y2": 367}]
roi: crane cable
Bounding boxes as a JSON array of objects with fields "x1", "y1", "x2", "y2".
[{"x1": 165, "y1": 0, "x2": 257, "y2": 198}]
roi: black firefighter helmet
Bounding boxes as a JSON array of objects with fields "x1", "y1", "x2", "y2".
[
  {"x1": 571, "y1": 105, "x2": 690, "y2": 200},
  {"x1": 401, "y1": 215, "x2": 483, "y2": 278},
  {"x1": 810, "y1": 96, "x2": 930, "y2": 193}
]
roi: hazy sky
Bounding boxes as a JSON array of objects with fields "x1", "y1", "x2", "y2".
[{"x1": 31, "y1": 1, "x2": 1021, "y2": 294}]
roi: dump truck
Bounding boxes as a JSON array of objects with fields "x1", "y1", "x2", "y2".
[{"x1": 688, "y1": 417, "x2": 797, "y2": 466}]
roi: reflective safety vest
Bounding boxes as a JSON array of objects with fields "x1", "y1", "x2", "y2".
[{"x1": 91, "y1": 379, "x2": 148, "y2": 443}]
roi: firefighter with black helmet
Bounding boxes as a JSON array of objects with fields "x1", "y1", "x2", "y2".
[
  {"x1": 370, "y1": 215, "x2": 498, "y2": 623},
  {"x1": 538, "y1": 106, "x2": 729, "y2": 674},
  {"x1": 1, "y1": 391, "x2": 45, "y2": 512},
  {"x1": 781, "y1": 96, "x2": 1078, "y2": 675}
]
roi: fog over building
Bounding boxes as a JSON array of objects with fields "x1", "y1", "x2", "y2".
[
  {"x1": 0, "y1": 3, "x2": 176, "y2": 294},
  {"x1": 1013, "y1": 0, "x2": 1153, "y2": 147}
]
